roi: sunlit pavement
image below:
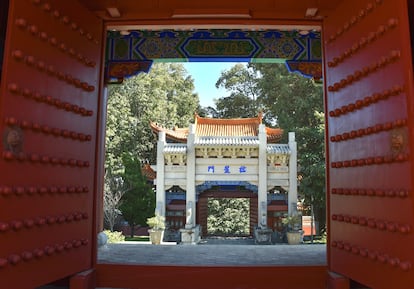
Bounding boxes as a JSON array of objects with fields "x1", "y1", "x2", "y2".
[
  {"x1": 98, "y1": 238, "x2": 327, "y2": 266},
  {"x1": 37, "y1": 240, "x2": 326, "y2": 289}
]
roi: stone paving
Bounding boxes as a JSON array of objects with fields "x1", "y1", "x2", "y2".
[
  {"x1": 97, "y1": 237, "x2": 327, "y2": 266},
  {"x1": 37, "y1": 239, "x2": 326, "y2": 289}
]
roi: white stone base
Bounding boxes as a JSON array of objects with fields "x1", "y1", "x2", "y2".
[
  {"x1": 180, "y1": 225, "x2": 201, "y2": 245},
  {"x1": 254, "y1": 227, "x2": 273, "y2": 244}
]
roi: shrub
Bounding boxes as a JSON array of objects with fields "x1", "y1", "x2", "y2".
[
  {"x1": 207, "y1": 198, "x2": 250, "y2": 235},
  {"x1": 282, "y1": 214, "x2": 302, "y2": 231},
  {"x1": 124, "y1": 236, "x2": 150, "y2": 242},
  {"x1": 103, "y1": 230, "x2": 125, "y2": 243},
  {"x1": 146, "y1": 214, "x2": 166, "y2": 230}
]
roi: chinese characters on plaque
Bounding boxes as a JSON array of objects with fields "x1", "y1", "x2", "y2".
[{"x1": 207, "y1": 165, "x2": 247, "y2": 174}]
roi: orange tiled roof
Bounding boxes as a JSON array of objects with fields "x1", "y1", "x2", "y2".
[
  {"x1": 142, "y1": 163, "x2": 156, "y2": 180},
  {"x1": 150, "y1": 113, "x2": 283, "y2": 143},
  {"x1": 150, "y1": 122, "x2": 189, "y2": 142},
  {"x1": 195, "y1": 114, "x2": 260, "y2": 137},
  {"x1": 266, "y1": 127, "x2": 284, "y2": 143}
]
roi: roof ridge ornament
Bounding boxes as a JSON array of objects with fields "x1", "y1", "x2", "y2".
[{"x1": 258, "y1": 111, "x2": 263, "y2": 123}]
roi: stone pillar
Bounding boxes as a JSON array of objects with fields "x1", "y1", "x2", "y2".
[
  {"x1": 155, "y1": 131, "x2": 166, "y2": 217},
  {"x1": 258, "y1": 124, "x2": 267, "y2": 228},
  {"x1": 288, "y1": 132, "x2": 298, "y2": 215},
  {"x1": 181, "y1": 124, "x2": 200, "y2": 244},
  {"x1": 185, "y1": 124, "x2": 196, "y2": 227}
]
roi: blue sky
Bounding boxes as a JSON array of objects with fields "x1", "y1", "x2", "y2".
[{"x1": 182, "y1": 62, "x2": 242, "y2": 107}]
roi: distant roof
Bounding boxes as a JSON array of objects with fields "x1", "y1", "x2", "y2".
[
  {"x1": 150, "y1": 113, "x2": 283, "y2": 143},
  {"x1": 142, "y1": 163, "x2": 156, "y2": 180}
]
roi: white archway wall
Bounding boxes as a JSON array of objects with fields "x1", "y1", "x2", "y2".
[{"x1": 155, "y1": 130, "x2": 297, "y2": 229}]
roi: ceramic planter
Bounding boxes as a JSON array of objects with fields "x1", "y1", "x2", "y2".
[
  {"x1": 149, "y1": 229, "x2": 164, "y2": 245},
  {"x1": 286, "y1": 231, "x2": 302, "y2": 245}
]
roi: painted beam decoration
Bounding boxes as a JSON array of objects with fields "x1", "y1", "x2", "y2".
[{"x1": 106, "y1": 29, "x2": 322, "y2": 80}]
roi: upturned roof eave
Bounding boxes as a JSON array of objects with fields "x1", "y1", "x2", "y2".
[{"x1": 150, "y1": 116, "x2": 284, "y2": 143}]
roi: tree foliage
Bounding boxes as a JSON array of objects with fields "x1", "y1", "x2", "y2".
[
  {"x1": 211, "y1": 63, "x2": 326, "y2": 231},
  {"x1": 206, "y1": 64, "x2": 262, "y2": 118},
  {"x1": 255, "y1": 63, "x2": 326, "y2": 229},
  {"x1": 255, "y1": 63, "x2": 323, "y2": 133},
  {"x1": 104, "y1": 63, "x2": 199, "y2": 230},
  {"x1": 103, "y1": 169, "x2": 126, "y2": 231},
  {"x1": 119, "y1": 154, "x2": 155, "y2": 237},
  {"x1": 104, "y1": 61, "x2": 326, "y2": 234},
  {"x1": 207, "y1": 198, "x2": 250, "y2": 236},
  {"x1": 107, "y1": 62, "x2": 199, "y2": 164}
]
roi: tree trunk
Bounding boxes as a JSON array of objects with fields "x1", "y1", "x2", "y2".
[
  {"x1": 130, "y1": 224, "x2": 135, "y2": 238},
  {"x1": 313, "y1": 206, "x2": 326, "y2": 234},
  {"x1": 109, "y1": 220, "x2": 114, "y2": 232}
]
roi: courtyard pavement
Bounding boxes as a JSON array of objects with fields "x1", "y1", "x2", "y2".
[
  {"x1": 97, "y1": 237, "x2": 327, "y2": 266},
  {"x1": 37, "y1": 238, "x2": 326, "y2": 289}
]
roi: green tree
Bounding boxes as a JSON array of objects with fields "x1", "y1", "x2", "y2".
[
  {"x1": 104, "y1": 63, "x2": 199, "y2": 230},
  {"x1": 105, "y1": 82, "x2": 135, "y2": 174},
  {"x1": 207, "y1": 198, "x2": 250, "y2": 236},
  {"x1": 103, "y1": 169, "x2": 126, "y2": 231},
  {"x1": 104, "y1": 82, "x2": 134, "y2": 231},
  {"x1": 108, "y1": 62, "x2": 199, "y2": 164},
  {"x1": 210, "y1": 63, "x2": 326, "y2": 232},
  {"x1": 213, "y1": 63, "x2": 262, "y2": 118},
  {"x1": 119, "y1": 154, "x2": 155, "y2": 237},
  {"x1": 255, "y1": 63, "x2": 323, "y2": 132},
  {"x1": 255, "y1": 63, "x2": 326, "y2": 232}
]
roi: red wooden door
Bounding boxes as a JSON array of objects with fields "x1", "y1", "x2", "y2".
[
  {"x1": 197, "y1": 195, "x2": 208, "y2": 236},
  {"x1": 0, "y1": 0, "x2": 103, "y2": 288},
  {"x1": 324, "y1": 0, "x2": 414, "y2": 288},
  {"x1": 249, "y1": 195, "x2": 258, "y2": 235}
]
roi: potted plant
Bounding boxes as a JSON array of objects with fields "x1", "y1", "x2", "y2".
[
  {"x1": 282, "y1": 214, "x2": 303, "y2": 245},
  {"x1": 147, "y1": 213, "x2": 166, "y2": 245}
]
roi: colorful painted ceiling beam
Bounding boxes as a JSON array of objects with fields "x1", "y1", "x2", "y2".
[{"x1": 105, "y1": 29, "x2": 322, "y2": 81}]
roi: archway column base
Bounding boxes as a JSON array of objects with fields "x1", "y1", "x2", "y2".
[
  {"x1": 253, "y1": 226, "x2": 272, "y2": 244},
  {"x1": 180, "y1": 225, "x2": 201, "y2": 245},
  {"x1": 327, "y1": 271, "x2": 350, "y2": 289}
]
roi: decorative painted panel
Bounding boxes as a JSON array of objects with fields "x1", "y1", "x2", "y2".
[
  {"x1": 196, "y1": 181, "x2": 258, "y2": 194},
  {"x1": 106, "y1": 29, "x2": 322, "y2": 80}
]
